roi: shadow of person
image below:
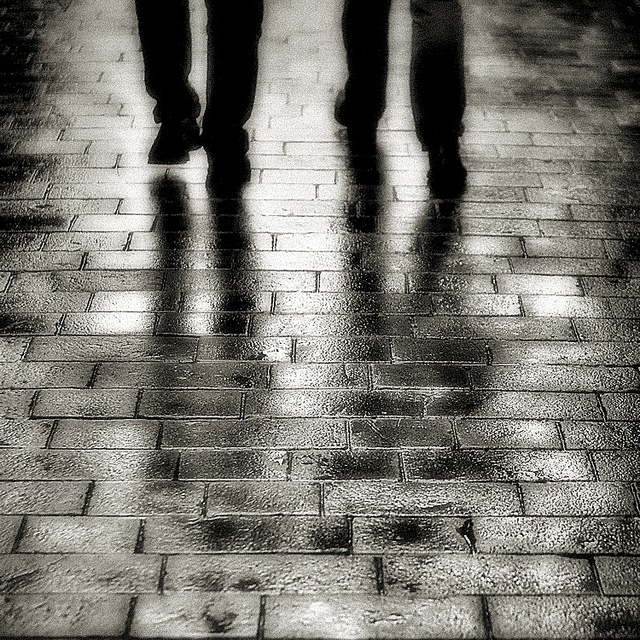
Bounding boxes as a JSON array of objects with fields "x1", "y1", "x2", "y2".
[{"x1": 150, "y1": 173, "x2": 256, "y2": 340}]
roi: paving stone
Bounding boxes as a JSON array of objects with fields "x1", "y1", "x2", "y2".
[
  {"x1": 487, "y1": 596, "x2": 640, "y2": 639},
  {"x1": 164, "y1": 555, "x2": 377, "y2": 594},
  {"x1": 0, "y1": 481, "x2": 88, "y2": 515},
  {"x1": 26, "y1": 335, "x2": 199, "y2": 361},
  {"x1": 206, "y1": 481, "x2": 319, "y2": 515},
  {"x1": 50, "y1": 419, "x2": 161, "y2": 449},
  {"x1": 384, "y1": 554, "x2": 597, "y2": 596},
  {"x1": 456, "y1": 419, "x2": 562, "y2": 449},
  {"x1": 179, "y1": 451, "x2": 288, "y2": 480},
  {"x1": 0, "y1": 554, "x2": 161, "y2": 593},
  {"x1": 325, "y1": 481, "x2": 521, "y2": 516},
  {"x1": 131, "y1": 593, "x2": 260, "y2": 638},
  {"x1": 404, "y1": 450, "x2": 592, "y2": 482},
  {"x1": 32, "y1": 388, "x2": 138, "y2": 418},
  {"x1": 350, "y1": 418, "x2": 453, "y2": 448},
  {"x1": 474, "y1": 517, "x2": 640, "y2": 555},
  {"x1": 17, "y1": 516, "x2": 140, "y2": 553},
  {"x1": 596, "y1": 557, "x2": 640, "y2": 596},
  {"x1": 245, "y1": 390, "x2": 429, "y2": 418},
  {"x1": 353, "y1": 517, "x2": 470, "y2": 554},
  {"x1": 162, "y1": 418, "x2": 347, "y2": 449},
  {"x1": 562, "y1": 421, "x2": 640, "y2": 450},
  {"x1": 263, "y1": 595, "x2": 485, "y2": 639},
  {"x1": 0, "y1": 418, "x2": 53, "y2": 447},
  {"x1": 0, "y1": 594, "x2": 130, "y2": 638},
  {"x1": 94, "y1": 362, "x2": 270, "y2": 389},
  {"x1": 291, "y1": 451, "x2": 400, "y2": 480},
  {"x1": 89, "y1": 481, "x2": 205, "y2": 516},
  {"x1": 0, "y1": 450, "x2": 178, "y2": 480},
  {"x1": 144, "y1": 516, "x2": 349, "y2": 553},
  {"x1": 521, "y1": 482, "x2": 637, "y2": 516},
  {"x1": 139, "y1": 390, "x2": 243, "y2": 419},
  {"x1": 470, "y1": 365, "x2": 640, "y2": 393},
  {"x1": 0, "y1": 516, "x2": 22, "y2": 553},
  {"x1": 593, "y1": 452, "x2": 640, "y2": 481}
]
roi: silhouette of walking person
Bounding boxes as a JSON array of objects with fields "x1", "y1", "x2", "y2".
[
  {"x1": 336, "y1": 0, "x2": 467, "y2": 197},
  {"x1": 135, "y1": 0, "x2": 263, "y2": 192}
]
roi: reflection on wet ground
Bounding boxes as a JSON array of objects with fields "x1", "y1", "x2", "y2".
[{"x1": 0, "y1": 0, "x2": 640, "y2": 636}]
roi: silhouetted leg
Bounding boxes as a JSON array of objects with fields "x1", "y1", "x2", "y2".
[
  {"x1": 202, "y1": 0, "x2": 264, "y2": 150},
  {"x1": 410, "y1": 0, "x2": 465, "y2": 146},
  {"x1": 134, "y1": 0, "x2": 200, "y2": 123},
  {"x1": 202, "y1": 0, "x2": 263, "y2": 194},
  {"x1": 338, "y1": 0, "x2": 391, "y2": 127},
  {"x1": 410, "y1": 0, "x2": 466, "y2": 196}
]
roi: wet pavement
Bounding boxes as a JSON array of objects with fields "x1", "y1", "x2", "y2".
[{"x1": 1, "y1": 0, "x2": 640, "y2": 637}]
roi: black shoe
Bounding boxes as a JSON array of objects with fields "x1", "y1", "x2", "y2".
[
  {"x1": 148, "y1": 118, "x2": 201, "y2": 165},
  {"x1": 205, "y1": 149, "x2": 251, "y2": 197},
  {"x1": 335, "y1": 89, "x2": 378, "y2": 157},
  {"x1": 427, "y1": 136, "x2": 467, "y2": 198}
]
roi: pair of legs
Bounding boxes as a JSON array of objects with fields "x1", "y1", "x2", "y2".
[
  {"x1": 134, "y1": 0, "x2": 263, "y2": 166},
  {"x1": 339, "y1": 0, "x2": 466, "y2": 194}
]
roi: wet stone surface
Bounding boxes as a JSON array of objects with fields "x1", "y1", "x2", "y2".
[{"x1": 1, "y1": 0, "x2": 640, "y2": 636}]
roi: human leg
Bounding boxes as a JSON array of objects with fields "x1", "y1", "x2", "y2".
[
  {"x1": 338, "y1": 0, "x2": 392, "y2": 129},
  {"x1": 134, "y1": 0, "x2": 201, "y2": 163},
  {"x1": 202, "y1": 0, "x2": 264, "y2": 193},
  {"x1": 409, "y1": 0, "x2": 466, "y2": 195}
]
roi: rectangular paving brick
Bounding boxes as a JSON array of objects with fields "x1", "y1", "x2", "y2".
[
  {"x1": 206, "y1": 481, "x2": 319, "y2": 515},
  {"x1": 0, "y1": 481, "x2": 88, "y2": 515},
  {"x1": 179, "y1": 450, "x2": 288, "y2": 480},
  {"x1": 0, "y1": 554, "x2": 161, "y2": 593},
  {"x1": 94, "y1": 362, "x2": 270, "y2": 389},
  {"x1": 474, "y1": 517, "x2": 640, "y2": 555},
  {"x1": 596, "y1": 557, "x2": 640, "y2": 596},
  {"x1": 0, "y1": 516, "x2": 22, "y2": 553},
  {"x1": 0, "y1": 450, "x2": 178, "y2": 481},
  {"x1": 164, "y1": 554, "x2": 377, "y2": 594},
  {"x1": 245, "y1": 390, "x2": 429, "y2": 418},
  {"x1": 131, "y1": 593, "x2": 260, "y2": 639},
  {"x1": 325, "y1": 481, "x2": 521, "y2": 516},
  {"x1": 50, "y1": 419, "x2": 160, "y2": 449},
  {"x1": 384, "y1": 554, "x2": 597, "y2": 596},
  {"x1": 521, "y1": 482, "x2": 637, "y2": 516},
  {"x1": 350, "y1": 417, "x2": 453, "y2": 448},
  {"x1": 353, "y1": 517, "x2": 470, "y2": 554},
  {"x1": 0, "y1": 418, "x2": 53, "y2": 447},
  {"x1": 456, "y1": 419, "x2": 562, "y2": 449},
  {"x1": 32, "y1": 388, "x2": 138, "y2": 418},
  {"x1": 88, "y1": 481, "x2": 205, "y2": 516},
  {"x1": 144, "y1": 516, "x2": 349, "y2": 553},
  {"x1": 263, "y1": 595, "x2": 485, "y2": 639},
  {"x1": 593, "y1": 452, "x2": 640, "y2": 481},
  {"x1": 162, "y1": 417, "x2": 347, "y2": 449},
  {"x1": 0, "y1": 594, "x2": 130, "y2": 638},
  {"x1": 26, "y1": 336, "x2": 199, "y2": 361},
  {"x1": 404, "y1": 450, "x2": 593, "y2": 482},
  {"x1": 138, "y1": 390, "x2": 242, "y2": 419},
  {"x1": 488, "y1": 596, "x2": 640, "y2": 639},
  {"x1": 562, "y1": 421, "x2": 640, "y2": 449}
]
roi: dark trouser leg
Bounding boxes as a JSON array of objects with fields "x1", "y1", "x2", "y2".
[
  {"x1": 340, "y1": 0, "x2": 392, "y2": 126},
  {"x1": 202, "y1": 0, "x2": 264, "y2": 150},
  {"x1": 134, "y1": 0, "x2": 201, "y2": 123},
  {"x1": 410, "y1": 0, "x2": 466, "y2": 148}
]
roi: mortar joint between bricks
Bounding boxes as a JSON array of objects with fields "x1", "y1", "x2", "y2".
[
  {"x1": 257, "y1": 595, "x2": 267, "y2": 640},
  {"x1": 124, "y1": 596, "x2": 138, "y2": 637},
  {"x1": 480, "y1": 595, "x2": 495, "y2": 640},
  {"x1": 595, "y1": 393, "x2": 608, "y2": 421}
]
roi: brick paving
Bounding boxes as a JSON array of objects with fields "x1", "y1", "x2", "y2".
[{"x1": 0, "y1": 0, "x2": 640, "y2": 637}]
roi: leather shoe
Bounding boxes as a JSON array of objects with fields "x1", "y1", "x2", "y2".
[
  {"x1": 427, "y1": 135, "x2": 467, "y2": 198},
  {"x1": 148, "y1": 118, "x2": 201, "y2": 165},
  {"x1": 335, "y1": 89, "x2": 377, "y2": 157}
]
